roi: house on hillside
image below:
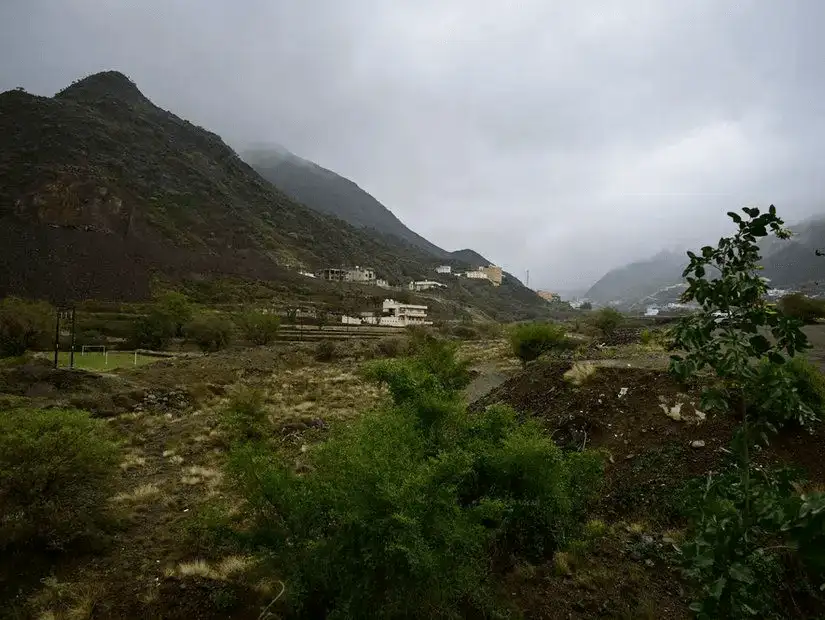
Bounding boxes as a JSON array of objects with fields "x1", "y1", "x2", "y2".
[
  {"x1": 345, "y1": 266, "x2": 376, "y2": 283},
  {"x1": 435, "y1": 265, "x2": 452, "y2": 274},
  {"x1": 537, "y1": 290, "x2": 561, "y2": 302},
  {"x1": 343, "y1": 299, "x2": 432, "y2": 327},
  {"x1": 463, "y1": 269, "x2": 489, "y2": 281},
  {"x1": 316, "y1": 268, "x2": 347, "y2": 281},
  {"x1": 481, "y1": 265, "x2": 503, "y2": 286},
  {"x1": 409, "y1": 280, "x2": 447, "y2": 292}
]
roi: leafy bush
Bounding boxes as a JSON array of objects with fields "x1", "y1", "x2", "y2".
[
  {"x1": 580, "y1": 301, "x2": 593, "y2": 310},
  {"x1": 186, "y1": 314, "x2": 234, "y2": 352},
  {"x1": 680, "y1": 467, "x2": 825, "y2": 619},
  {"x1": 0, "y1": 297, "x2": 53, "y2": 357},
  {"x1": 156, "y1": 291, "x2": 194, "y2": 336},
  {"x1": 591, "y1": 307, "x2": 622, "y2": 336},
  {"x1": 314, "y1": 339, "x2": 338, "y2": 362},
  {"x1": 509, "y1": 322, "x2": 575, "y2": 364},
  {"x1": 749, "y1": 356, "x2": 825, "y2": 427},
  {"x1": 0, "y1": 408, "x2": 119, "y2": 550},
  {"x1": 132, "y1": 309, "x2": 176, "y2": 350},
  {"x1": 221, "y1": 385, "x2": 268, "y2": 444},
  {"x1": 778, "y1": 293, "x2": 825, "y2": 324},
  {"x1": 451, "y1": 323, "x2": 481, "y2": 340},
  {"x1": 228, "y1": 344, "x2": 603, "y2": 618},
  {"x1": 236, "y1": 311, "x2": 280, "y2": 346},
  {"x1": 373, "y1": 336, "x2": 407, "y2": 358}
]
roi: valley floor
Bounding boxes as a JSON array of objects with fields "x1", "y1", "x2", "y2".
[{"x1": 3, "y1": 325, "x2": 825, "y2": 618}]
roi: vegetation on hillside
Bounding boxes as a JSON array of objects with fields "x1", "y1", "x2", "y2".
[
  {"x1": 509, "y1": 322, "x2": 577, "y2": 364},
  {"x1": 0, "y1": 297, "x2": 53, "y2": 357}
]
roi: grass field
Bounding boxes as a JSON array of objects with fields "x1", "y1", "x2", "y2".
[{"x1": 55, "y1": 350, "x2": 161, "y2": 370}]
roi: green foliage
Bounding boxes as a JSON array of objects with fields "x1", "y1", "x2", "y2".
[
  {"x1": 0, "y1": 408, "x2": 119, "y2": 550},
  {"x1": 580, "y1": 301, "x2": 593, "y2": 310},
  {"x1": 373, "y1": 336, "x2": 407, "y2": 358},
  {"x1": 236, "y1": 310, "x2": 280, "y2": 345},
  {"x1": 156, "y1": 291, "x2": 194, "y2": 336},
  {"x1": 508, "y1": 322, "x2": 576, "y2": 364},
  {"x1": 591, "y1": 307, "x2": 622, "y2": 336},
  {"x1": 778, "y1": 293, "x2": 825, "y2": 324},
  {"x1": 0, "y1": 297, "x2": 53, "y2": 357},
  {"x1": 228, "y1": 343, "x2": 603, "y2": 618},
  {"x1": 132, "y1": 309, "x2": 176, "y2": 350},
  {"x1": 749, "y1": 356, "x2": 824, "y2": 427},
  {"x1": 221, "y1": 385, "x2": 268, "y2": 444},
  {"x1": 680, "y1": 467, "x2": 825, "y2": 619},
  {"x1": 669, "y1": 206, "x2": 811, "y2": 427},
  {"x1": 640, "y1": 328, "x2": 654, "y2": 345},
  {"x1": 186, "y1": 313, "x2": 234, "y2": 352}
]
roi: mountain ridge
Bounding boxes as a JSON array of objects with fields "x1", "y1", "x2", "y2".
[{"x1": 0, "y1": 71, "x2": 549, "y2": 320}]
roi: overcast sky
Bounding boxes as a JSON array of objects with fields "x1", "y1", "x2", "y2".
[{"x1": 2, "y1": 1, "x2": 823, "y2": 291}]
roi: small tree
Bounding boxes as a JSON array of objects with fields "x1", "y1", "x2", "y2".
[
  {"x1": 777, "y1": 293, "x2": 825, "y2": 324},
  {"x1": 132, "y1": 309, "x2": 176, "y2": 350},
  {"x1": 580, "y1": 301, "x2": 593, "y2": 310},
  {"x1": 237, "y1": 311, "x2": 280, "y2": 345},
  {"x1": 186, "y1": 314, "x2": 234, "y2": 353},
  {"x1": 157, "y1": 291, "x2": 194, "y2": 337},
  {"x1": 669, "y1": 206, "x2": 816, "y2": 616},
  {"x1": 0, "y1": 297, "x2": 53, "y2": 357},
  {"x1": 591, "y1": 307, "x2": 622, "y2": 336}
]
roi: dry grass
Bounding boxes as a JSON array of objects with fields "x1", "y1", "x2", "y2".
[
  {"x1": 112, "y1": 483, "x2": 164, "y2": 503},
  {"x1": 119, "y1": 451, "x2": 146, "y2": 471},
  {"x1": 30, "y1": 578, "x2": 105, "y2": 620},
  {"x1": 166, "y1": 555, "x2": 254, "y2": 581}
]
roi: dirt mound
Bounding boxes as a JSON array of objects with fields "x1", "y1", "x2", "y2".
[{"x1": 474, "y1": 361, "x2": 733, "y2": 522}]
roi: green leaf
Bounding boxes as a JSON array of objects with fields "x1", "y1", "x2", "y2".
[
  {"x1": 727, "y1": 211, "x2": 743, "y2": 223},
  {"x1": 749, "y1": 334, "x2": 771, "y2": 354},
  {"x1": 729, "y1": 563, "x2": 755, "y2": 584},
  {"x1": 710, "y1": 576, "x2": 727, "y2": 599}
]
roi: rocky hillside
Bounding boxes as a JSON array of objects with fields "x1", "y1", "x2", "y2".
[
  {"x1": 244, "y1": 146, "x2": 449, "y2": 257},
  {"x1": 0, "y1": 72, "x2": 548, "y2": 319},
  {"x1": 585, "y1": 250, "x2": 687, "y2": 307}
]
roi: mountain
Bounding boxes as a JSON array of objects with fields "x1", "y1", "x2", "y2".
[
  {"x1": 585, "y1": 250, "x2": 687, "y2": 306},
  {"x1": 0, "y1": 71, "x2": 549, "y2": 320},
  {"x1": 243, "y1": 146, "x2": 449, "y2": 257},
  {"x1": 586, "y1": 215, "x2": 825, "y2": 308},
  {"x1": 448, "y1": 249, "x2": 492, "y2": 267}
]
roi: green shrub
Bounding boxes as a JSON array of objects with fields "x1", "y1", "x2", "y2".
[
  {"x1": 508, "y1": 322, "x2": 575, "y2": 364},
  {"x1": 228, "y1": 344, "x2": 603, "y2": 618},
  {"x1": 373, "y1": 336, "x2": 407, "y2": 358},
  {"x1": 591, "y1": 307, "x2": 622, "y2": 336},
  {"x1": 580, "y1": 301, "x2": 593, "y2": 310},
  {"x1": 221, "y1": 385, "x2": 268, "y2": 443},
  {"x1": 186, "y1": 314, "x2": 234, "y2": 352},
  {"x1": 778, "y1": 293, "x2": 825, "y2": 324},
  {"x1": 132, "y1": 309, "x2": 176, "y2": 350},
  {"x1": 749, "y1": 356, "x2": 825, "y2": 427},
  {"x1": 680, "y1": 466, "x2": 825, "y2": 619},
  {"x1": 236, "y1": 311, "x2": 280, "y2": 346},
  {"x1": 314, "y1": 339, "x2": 338, "y2": 362},
  {"x1": 0, "y1": 297, "x2": 53, "y2": 357},
  {"x1": 640, "y1": 328, "x2": 653, "y2": 345},
  {"x1": 451, "y1": 324, "x2": 481, "y2": 340},
  {"x1": 156, "y1": 291, "x2": 194, "y2": 336},
  {"x1": 0, "y1": 408, "x2": 119, "y2": 550}
]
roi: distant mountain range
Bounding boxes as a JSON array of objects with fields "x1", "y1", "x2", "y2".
[
  {"x1": 0, "y1": 71, "x2": 543, "y2": 320},
  {"x1": 243, "y1": 146, "x2": 492, "y2": 267},
  {"x1": 586, "y1": 217, "x2": 825, "y2": 308}
]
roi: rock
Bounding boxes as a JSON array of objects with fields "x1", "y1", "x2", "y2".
[
  {"x1": 690, "y1": 440, "x2": 706, "y2": 448},
  {"x1": 282, "y1": 421, "x2": 309, "y2": 434},
  {"x1": 618, "y1": 387, "x2": 629, "y2": 399},
  {"x1": 645, "y1": 559, "x2": 654, "y2": 567}
]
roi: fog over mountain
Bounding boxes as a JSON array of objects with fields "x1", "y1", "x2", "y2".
[{"x1": 2, "y1": 1, "x2": 824, "y2": 290}]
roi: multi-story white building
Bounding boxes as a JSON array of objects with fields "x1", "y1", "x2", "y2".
[
  {"x1": 435, "y1": 265, "x2": 452, "y2": 274},
  {"x1": 463, "y1": 270, "x2": 489, "y2": 281},
  {"x1": 381, "y1": 299, "x2": 432, "y2": 327}
]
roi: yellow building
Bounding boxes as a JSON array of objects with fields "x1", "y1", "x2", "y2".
[
  {"x1": 480, "y1": 265, "x2": 503, "y2": 286},
  {"x1": 537, "y1": 290, "x2": 560, "y2": 302}
]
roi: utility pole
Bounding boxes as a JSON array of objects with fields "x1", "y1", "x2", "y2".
[
  {"x1": 69, "y1": 307, "x2": 77, "y2": 369},
  {"x1": 53, "y1": 311, "x2": 61, "y2": 368},
  {"x1": 525, "y1": 269, "x2": 530, "y2": 288}
]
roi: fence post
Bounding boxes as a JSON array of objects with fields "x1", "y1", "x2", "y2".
[
  {"x1": 69, "y1": 307, "x2": 77, "y2": 369},
  {"x1": 53, "y1": 311, "x2": 61, "y2": 368}
]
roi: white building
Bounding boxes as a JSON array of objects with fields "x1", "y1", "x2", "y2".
[
  {"x1": 382, "y1": 299, "x2": 432, "y2": 327},
  {"x1": 298, "y1": 270, "x2": 316, "y2": 278},
  {"x1": 463, "y1": 270, "x2": 489, "y2": 281},
  {"x1": 375, "y1": 278, "x2": 391, "y2": 289},
  {"x1": 409, "y1": 280, "x2": 447, "y2": 292},
  {"x1": 435, "y1": 265, "x2": 452, "y2": 274}
]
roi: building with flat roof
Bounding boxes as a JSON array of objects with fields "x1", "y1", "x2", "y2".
[
  {"x1": 435, "y1": 265, "x2": 452, "y2": 274},
  {"x1": 408, "y1": 280, "x2": 446, "y2": 292}
]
